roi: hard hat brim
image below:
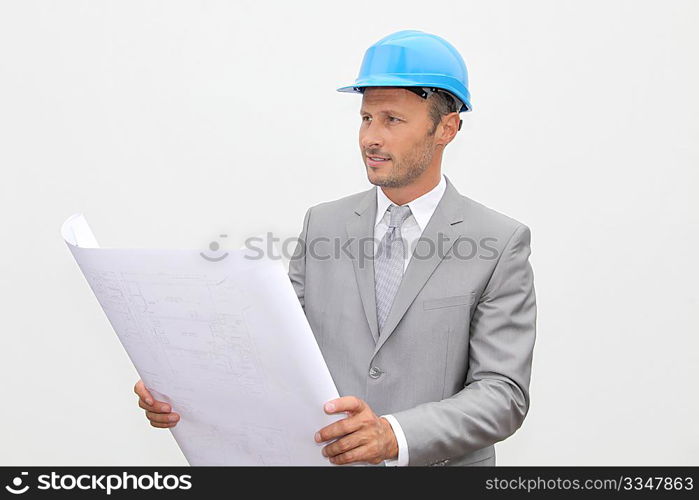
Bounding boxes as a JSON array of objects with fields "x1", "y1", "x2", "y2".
[
  {"x1": 336, "y1": 73, "x2": 422, "y2": 94},
  {"x1": 337, "y1": 75, "x2": 471, "y2": 113}
]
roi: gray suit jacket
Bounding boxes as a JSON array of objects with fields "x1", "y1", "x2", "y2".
[{"x1": 288, "y1": 175, "x2": 536, "y2": 466}]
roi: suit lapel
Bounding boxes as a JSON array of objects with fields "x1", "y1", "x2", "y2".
[
  {"x1": 345, "y1": 187, "x2": 380, "y2": 343},
  {"x1": 372, "y1": 176, "x2": 465, "y2": 355},
  {"x1": 344, "y1": 176, "x2": 466, "y2": 351}
]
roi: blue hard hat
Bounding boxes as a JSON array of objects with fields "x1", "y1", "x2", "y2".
[{"x1": 337, "y1": 30, "x2": 472, "y2": 113}]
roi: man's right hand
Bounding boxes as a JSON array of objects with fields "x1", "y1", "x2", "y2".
[{"x1": 134, "y1": 379, "x2": 180, "y2": 428}]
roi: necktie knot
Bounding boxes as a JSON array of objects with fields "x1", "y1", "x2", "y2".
[{"x1": 387, "y1": 204, "x2": 411, "y2": 228}]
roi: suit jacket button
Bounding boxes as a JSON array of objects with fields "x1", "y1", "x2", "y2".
[{"x1": 368, "y1": 366, "x2": 383, "y2": 379}]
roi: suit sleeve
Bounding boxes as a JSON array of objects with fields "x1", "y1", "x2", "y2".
[
  {"x1": 391, "y1": 223, "x2": 537, "y2": 465},
  {"x1": 288, "y1": 207, "x2": 312, "y2": 311}
]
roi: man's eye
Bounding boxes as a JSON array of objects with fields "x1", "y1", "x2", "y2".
[{"x1": 361, "y1": 116, "x2": 399, "y2": 123}]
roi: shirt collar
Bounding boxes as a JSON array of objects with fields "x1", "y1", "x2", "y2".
[{"x1": 374, "y1": 174, "x2": 447, "y2": 231}]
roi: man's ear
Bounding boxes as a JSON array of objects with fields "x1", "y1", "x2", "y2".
[{"x1": 443, "y1": 113, "x2": 461, "y2": 144}]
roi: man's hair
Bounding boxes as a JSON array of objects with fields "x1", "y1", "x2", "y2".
[{"x1": 426, "y1": 90, "x2": 461, "y2": 135}]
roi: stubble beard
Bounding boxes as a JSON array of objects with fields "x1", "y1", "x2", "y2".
[{"x1": 367, "y1": 132, "x2": 436, "y2": 189}]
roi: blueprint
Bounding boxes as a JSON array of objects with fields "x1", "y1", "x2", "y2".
[{"x1": 61, "y1": 213, "x2": 340, "y2": 465}]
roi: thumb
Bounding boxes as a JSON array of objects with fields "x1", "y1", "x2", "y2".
[{"x1": 134, "y1": 379, "x2": 154, "y2": 406}]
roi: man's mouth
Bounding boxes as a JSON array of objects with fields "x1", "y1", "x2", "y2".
[{"x1": 366, "y1": 156, "x2": 391, "y2": 166}]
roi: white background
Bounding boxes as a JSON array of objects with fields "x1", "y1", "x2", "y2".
[{"x1": 1, "y1": 0, "x2": 697, "y2": 465}]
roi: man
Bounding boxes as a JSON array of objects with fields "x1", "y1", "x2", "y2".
[{"x1": 134, "y1": 30, "x2": 536, "y2": 466}]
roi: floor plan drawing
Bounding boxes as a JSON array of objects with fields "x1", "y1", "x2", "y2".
[{"x1": 62, "y1": 213, "x2": 340, "y2": 465}]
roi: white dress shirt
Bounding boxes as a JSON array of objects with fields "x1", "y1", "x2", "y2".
[{"x1": 375, "y1": 174, "x2": 447, "y2": 466}]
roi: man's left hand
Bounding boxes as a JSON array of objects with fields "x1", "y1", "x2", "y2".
[{"x1": 314, "y1": 396, "x2": 398, "y2": 465}]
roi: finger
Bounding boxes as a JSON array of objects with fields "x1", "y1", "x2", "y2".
[
  {"x1": 323, "y1": 396, "x2": 365, "y2": 415},
  {"x1": 134, "y1": 381, "x2": 171, "y2": 413},
  {"x1": 315, "y1": 416, "x2": 362, "y2": 443},
  {"x1": 138, "y1": 398, "x2": 172, "y2": 414},
  {"x1": 134, "y1": 380, "x2": 154, "y2": 406},
  {"x1": 145, "y1": 410, "x2": 180, "y2": 425},
  {"x1": 328, "y1": 445, "x2": 374, "y2": 465},
  {"x1": 323, "y1": 433, "x2": 365, "y2": 458},
  {"x1": 149, "y1": 420, "x2": 177, "y2": 429}
]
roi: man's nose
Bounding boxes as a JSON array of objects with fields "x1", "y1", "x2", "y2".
[{"x1": 360, "y1": 127, "x2": 384, "y2": 150}]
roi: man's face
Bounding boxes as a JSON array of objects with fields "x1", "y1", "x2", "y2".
[{"x1": 359, "y1": 87, "x2": 439, "y2": 188}]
